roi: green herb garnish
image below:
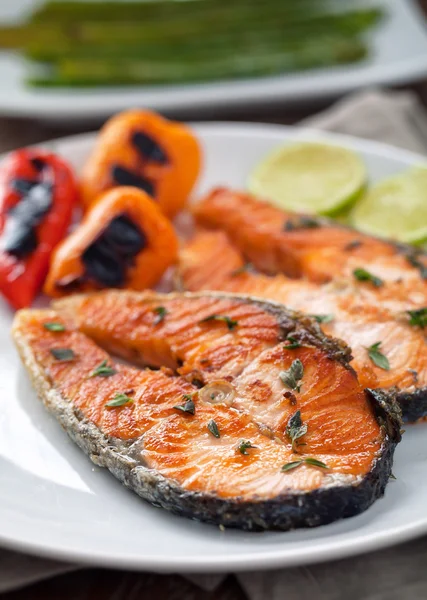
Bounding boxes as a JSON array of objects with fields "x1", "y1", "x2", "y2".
[
  {"x1": 43, "y1": 322, "x2": 66, "y2": 332},
  {"x1": 282, "y1": 457, "x2": 328, "y2": 472},
  {"x1": 344, "y1": 239, "x2": 362, "y2": 251},
  {"x1": 153, "y1": 306, "x2": 167, "y2": 325},
  {"x1": 285, "y1": 410, "x2": 307, "y2": 452},
  {"x1": 284, "y1": 335, "x2": 301, "y2": 349},
  {"x1": 283, "y1": 216, "x2": 320, "y2": 232},
  {"x1": 310, "y1": 314, "x2": 334, "y2": 324},
  {"x1": 237, "y1": 440, "x2": 257, "y2": 455},
  {"x1": 50, "y1": 348, "x2": 75, "y2": 362},
  {"x1": 406, "y1": 253, "x2": 427, "y2": 280},
  {"x1": 90, "y1": 359, "x2": 117, "y2": 378},
  {"x1": 201, "y1": 314, "x2": 238, "y2": 331},
  {"x1": 280, "y1": 359, "x2": 304, "y2": 392},
  {"x1": 231, "y1": 263, "x2": 254, "y2": 277},
  {"x1": 353, "y1": 267, "x2": 383, "y2": 287},
  {"x1": 106, "y1": 393, "x2": 133, "y2": 408},
  {"x1": 174, "y1": 395, "x2": 195, "y2": 415},
  {"x1": 207, "y1": 419, "x2": 220, "y2": 438},
  {"x1": 406, "y1": 307, "x2": 427, "y2": 328},
  {"x1": 366, "y1": 342, "x2": 390, "y2": 371}
]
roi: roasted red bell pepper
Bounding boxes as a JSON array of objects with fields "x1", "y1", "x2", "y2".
[{"x1": 0, "y1": 149, "x2": 78, "y2": 309}]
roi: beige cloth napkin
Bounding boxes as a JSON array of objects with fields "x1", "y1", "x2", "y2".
[{"x1": 1, "y1": 88, "x2": 427, "y2": 596}]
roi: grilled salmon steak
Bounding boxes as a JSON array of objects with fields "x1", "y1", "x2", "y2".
[
  {"x1": 179, "y1": 230, "x2": 427, "y2": 422},
  {"x1": 192, "y1": 188, "x2": 427, "y2": 311},
  {"x1": 13, "y1": 292, "x2": 400, "y2": 530}
]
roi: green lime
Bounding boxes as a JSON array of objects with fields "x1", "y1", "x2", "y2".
[
  {"x1": 248, "y1": 142, "x2": 366, "y2": 216},
  {"x1": 350, "y1": 168, "x2": 427, "y2": 245}
]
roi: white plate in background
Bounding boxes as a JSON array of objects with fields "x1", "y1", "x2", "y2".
[
  {"x1": 0, "y1": 123, "x2": 427, "y2": 572},
  {"x1": 0, "y1": 0, "x2": 427, "y2": 120}
]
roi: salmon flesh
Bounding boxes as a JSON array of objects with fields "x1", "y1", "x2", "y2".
[
  {"x1": 192, "y1": 188, "x2": 427, "y2": 312},
  {"x1": 179, "y1": 229, "x2": 427, "y2": 422},
  {"x1": 13, "y1": 291, "x2": 400, "y2": 531}
]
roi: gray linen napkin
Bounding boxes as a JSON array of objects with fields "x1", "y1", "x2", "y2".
[{"x1": 1, "y1": 88, "x2": 427, "y2": 596}]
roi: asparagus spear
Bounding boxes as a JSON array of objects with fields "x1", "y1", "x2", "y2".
[
  {"x1": 26, "y1": 10, "x2": 380, "y2": 64},
  {"x1": 31, "y1": 0, "x2": 361, "y2": 23},
  {"x1": 1, "y1": 8, "x2": 383, "y2": 54},
  {"x1": 28, "y1": 36, "x2": 367, "y2": 87}
]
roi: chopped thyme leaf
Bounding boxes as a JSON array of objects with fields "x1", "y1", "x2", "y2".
[
  {"x1": 106, "y1": 393, "x2": 133, "y2": 408},
  {"x1": 50, "y1": 348, "x2": 75, "y2": 362},
  {"x1": 280, "y1": 359, "x2": 304, "y2": 392},
  {"x1": 43, "y1": 322, "x2": 66, "y2": 332},
  {"x1": 231, "y1": 263, "x2": 254, "y2": 277},
  {"x1": 366, "y1": 342, "x2": 390, "y2": 371},
  {"x1": 303, "y1": 457, "x2": 328, "y2": 468},
  {"x1": 344, "y1": 239, "x2": 362, "y2": 251},
  {"x1": 283, "y1": 216, "x2": 320, "y2": 231},
  {"x1": 282, "y1": 457, "x2": 328, "y2": 472},
  {"x1": 281, "y1": 460, "x2": 303, "y2": 472},
  {"x1": 207, "y1": 419, "x2": 220, "y2": 438},
  {"x1": 406, "y1": 253, "x2": 427, "y2": 280},
  {"x1": 174, "y1": 396, "x2": 195, "y2": 415},
  {"x1": 90, "y1": 360, "x2": 117, "y2": 378},
  {"x1": 200, "y1": 314, "x2": 238, "y2": 330},
  {"x1": 153, "y1": 306, "x2": 167, "y2": 325},
  {"x1": 284, "y1": 335, "x2": 301, "y2": 349},
  {"x1": 237, "y1": 440, "x2": 257, "y2": 455},
  {"x1": 285, "y1": 410, "x2": 307, "y2": 452},
  {"x1": 408, "y1": 368, "x2": 419, "y2": 383},
  {"x1": 353, "y1": 267, "x2": 383, "y2": 287},
  {"x1": 310, "y1": 314, "x2": 334, "y2": 324},
  {"x1": 406, "y1": 307, "x2": 427, "y2": 328}
]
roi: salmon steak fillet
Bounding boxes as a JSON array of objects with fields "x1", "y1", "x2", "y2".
[
  {"x1": 192, "y1": 188, "x2": 427, "y2": 311},
  {"x1": 178, "y1": 230, "x2": 427, "y2": 422},
  {"x1": 12, "y1": 291, "x2": 401, "y2": 531}
]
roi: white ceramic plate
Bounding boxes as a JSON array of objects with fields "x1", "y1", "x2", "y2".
[
  {"x1": 1, "y1": 0, "x2": 427, "y2": 120},
  {"x1": 0, "y1": 123, "x2": 427, "y2": 573}
]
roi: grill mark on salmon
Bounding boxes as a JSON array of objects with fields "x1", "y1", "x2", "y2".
[
  {"x1": 192, "y1": 188, "x2": 427, "y2": 311},
  {"x1": 13, "y1": 292, "x2": 400, "y2": 530},
  {"x1": 178, "y1": 230, "x2": 427, "y2": 421},
  {"x1": 54, "y1": 290, "x2": 352, "y2": 385}
]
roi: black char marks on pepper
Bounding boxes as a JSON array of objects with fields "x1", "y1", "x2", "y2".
[
  {"x1": 111, "y1": 165, "x2": 155, "y2": 197},
  {"x1": 132, "y1": 131, "x2": 169, "y2": 165},
  {"x1": 3, "y1": 176, "x2": 53, "y2": 258},
  {"x1": 82, "y1": 214, "x2": 147, "y2": 288},
  {"x1": 110, "y1": 131, "x2": 169, "y2": 198}
]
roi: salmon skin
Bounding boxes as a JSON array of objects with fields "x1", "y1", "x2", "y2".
[
  {"x1": 192, "y1": 188, "x2": 427, "y2": 311},
  {"x1": 179, "y1": 230, "x2": 427, "y2": 422},
  {"x1": 13, "y1": 291, "x2": 401, "y2": 531}
]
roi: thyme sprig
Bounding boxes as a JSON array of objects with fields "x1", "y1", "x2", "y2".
[
  {"x1": 285, "y1": 410, "x2": 308, "y2": 452},
  {"x1": 366, "y1": 341, "x2": 390, "y2": 371},
  {"x1": 282, "y1": 457, "x2": 328, "y2": 472},
  {"x1": 280, "y1": 359, "x2": 304, "y2": 392},
  {"x1": 200, "y1": 314, "x2": 238, "y2": 331}
]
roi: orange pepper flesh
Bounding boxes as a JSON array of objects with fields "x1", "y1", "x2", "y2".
[
  {"x1": 80, "y1": 109, "x2": 201, "y2": 218},
  {"x1": 44, "y1": 187, "x2": 178, "y2": 297}
]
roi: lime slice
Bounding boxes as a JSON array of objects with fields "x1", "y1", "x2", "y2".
[
  {"x1": 351, "y1": 168, "x2": 427, "y2": 245},
  {"x1": 248, "y1": 142, "x2": 366, "y2": 216}
]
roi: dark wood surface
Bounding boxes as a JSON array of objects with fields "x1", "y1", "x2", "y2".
[{"x1": 2, "y1": 3, "x2": 427, "y2": 599}]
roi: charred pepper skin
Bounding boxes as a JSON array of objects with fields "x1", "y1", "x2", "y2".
[
  {"x1": 44, "y1": 186, "x2": 178, "y2": 297},
  {"x1": 80, "y1": 109, "x2": 201, "y2": 218},
  {"x1": 0, "y1": 149, "x2": 78, "y2": 309}
]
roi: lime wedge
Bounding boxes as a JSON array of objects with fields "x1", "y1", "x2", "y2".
[
  {"x1": 350, "y1": 168, "x2": 427, "y2": 245},
  {"x1": 248, "y1": 142, "x2": 366, "y2": 216}
]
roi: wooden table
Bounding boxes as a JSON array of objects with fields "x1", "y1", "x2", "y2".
[{"x1": 2, "y1": 4, "x2": 427, "y2": 599}]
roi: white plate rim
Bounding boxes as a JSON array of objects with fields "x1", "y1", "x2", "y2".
[
  {"x1": 0, "y1": 122, "x2": 426, "y2": 573},
  {"x1": 1, "y1": 0, "x2": 427, "y2": 119}
]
